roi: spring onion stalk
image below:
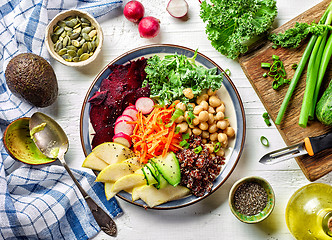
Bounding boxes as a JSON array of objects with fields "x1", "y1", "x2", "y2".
[
  {"x1": 310, "y1": 32, "x2": 332, "y2": 118},
  {"x1": 275, "y1": 35, "x2": 318, "y2": 125},
  {"x1": 275, "y1": 1, "x2": 332, "y2": 125},
  {"x1": 299, "y1": 10, "x2": 332, "y2": 127}
]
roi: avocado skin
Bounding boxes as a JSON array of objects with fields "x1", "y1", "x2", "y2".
[{"x1": 5, "y1": 53, "x2": 58, "y2": 107}]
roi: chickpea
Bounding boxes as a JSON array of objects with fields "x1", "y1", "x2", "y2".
[
  {"x1": 224, "y1": 126, "x2": 235, "y2": 137},
  {"x1": 208, "y1": 106, "x2": 215, "y2": 114},
  {"x1": 221, "y1": 139, "x2": 228, "y2": 148},
  {"x1": 183, "y1": 88, "x2": 194, "y2": 99},
  {"x1": 208, "y1": 113, "x2": 215, "y2": 124},
  {"x1": 209, "y1": 95, "x2": 222, "y2": 108},
  {"x1": 192, "y1": 117, "x2": 200, "y2": 126},
  {"x1": 177, "y1": 122, "x2": 188, "y2": 133},
  {"x1": 202, "y1": 139, "x2": 207, "y2": 144},
  {"x1": 210, "y1": 132, "x2": 218, "y2": 141},
  {"x1": 199, "y1": 122, "x2": 209, "y2": 131},
  {"x1": 207, "y1": 88, "x2": 216, "y2": 96},
  {"x1": 208, "y1": 123, "x2": 218, "y2": 133},
  {"x1": 187, "y1": 103, "x2": 196, "y2": 109},
  {"x1": 216, "y1": 103, "x2": 226, "y2": 113},
  {"x1": 193, "y1": 105, "x2": 204, "y2": 115},
  {"x1": 192, "y1": 127, "x2": 202, "y2": 136},
  {"x1": 202, "y1": 131, "x2": 210, "y2": 139},
  {"x1": 176, "y1": 102, "x2": 186, "y2": 111},
  {"x1": 218, "y1": 133, "x2": 228, "y2": 144},
  {"x1": 174, "y1": 115, "x2": 184, "y2": 123},
  {"x1": 199, "y1": 100, "x2": 209, "y2": 110},
  {"x1": 215, "y1": 111, "x2": 224, "y2": 121},
  {"x1": 217, "y1": 120, "x2": 228, "y2": 130},
  {"x1": 216, "y1": 148, "x2": 225, "y2": 157},
  {"x1": 205, "y1": 144, "x2": 214, "y2": 153},
  {"x1": 185, "y1": 128, "x2": 192, "y2": 136},
  {"x1": 196, "y1": 94, "x2": 209, "y2": 104},
  {"x1": 189, "y1": 124, "x2": 195, "y2": 129},
  {"x1": 198, "y1": 111, "x2": 209, "y2": 122}
]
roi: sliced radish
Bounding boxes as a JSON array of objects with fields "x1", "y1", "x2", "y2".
[
  {"x1": 122, "y1": 107, "x2": 139, "y2": 121},
  {"x1": 114, "y1": 120, "x2": 134, "y2": 136},
  {"x1": 113, "y1": 132, "x2": 132, "y2": 148},
  {"x1": 125, "y1": 105, "x2": 136, "y2": 110},
  {"x1": 135, "y1": 97, "x2": 154, "y2": 114},
  {"x1": 115, "y1": 115, "x2": 134, "y2": 124},
  {"x1": 166, "y1": 0, "x2": 189, "y2": 19}
]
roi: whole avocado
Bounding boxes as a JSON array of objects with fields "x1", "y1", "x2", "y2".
[{"x1": 5, "y1": 53, "x2": 58, "y2": 107}]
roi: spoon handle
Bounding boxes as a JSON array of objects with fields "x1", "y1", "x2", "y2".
[{"x1": 61, "y1": 159, "x2": 117, "y2": 237}]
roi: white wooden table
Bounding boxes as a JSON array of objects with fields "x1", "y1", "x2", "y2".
[{"x1": 43, "y1": 0, "x2": 332, "y2": 239}]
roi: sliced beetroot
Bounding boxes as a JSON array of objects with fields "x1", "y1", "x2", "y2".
[
  {"x1": 89, "y1": 104, "x2": 113, "y2": 132},
  {"x1": 91, "y1": 125, "x2": 114, "y2": 149},
  {"x1": 115, "y1": 115, "x2": 134, "y2": 124},
  {"x1": 88, "y1": 90, "x2": 108, "y2": 105},
  {"x1": 135, "y1": 97, "x2": 154, "y2": 114},
  {"x1": 114, "y1": 120, "x2": 134, "y2": 136}
]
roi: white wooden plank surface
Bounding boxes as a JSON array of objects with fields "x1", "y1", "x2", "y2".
[{"x1": 40, "y1": 0, "x2": 332, "y2": 239}]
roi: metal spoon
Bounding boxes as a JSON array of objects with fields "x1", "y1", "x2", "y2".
[{"x1": 29, "y1": 112, "x2": 117, "y2": 237}]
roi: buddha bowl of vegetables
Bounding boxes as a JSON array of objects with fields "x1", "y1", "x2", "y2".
[{"x1": 80, "y1": 44, "x2": 246, "y2": 209}]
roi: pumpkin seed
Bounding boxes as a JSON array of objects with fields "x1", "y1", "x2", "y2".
[
  {"x1": 87, "y1": 42, "x2": 93, "y2": 52},
  {"x1": 51, "y1": 34, "x2": 58, "y2": 44},
  {"x1": 65, "y1": 20, "x2": 75, "y2": 28},
  {"x1": 55, "y1": 41, "x2": 63, "y2": 52},
  {"x1": 67, "y1": 49, "x2": 77, "y2": 57},
  {"x1": 72, "y1": 57, "x2": 80, "y2": 62},
  {"x1": 82, "y1": 42, "x2": 88, "y2": 53},
  {"x1": 73, "y1": 27, "x2": 81, "y2": 34},
  {"x1": 60, "y1": 30, "x2": 67, "y2": 38},
  {"x1": 80, "y1": 17, "x2": 90, "y2": 23},
  {"x1": 54, "y1": 27, "x2": 64, "y2": 35},
  {"x1": 88, "y1": 30, "x2": 97, "y2": 38},
  {"x1": 58, "y1": 48, "x2": 67, "y2": 56},
  {"x1": 81, "y1": 22, "x2": 90, "y2": 28},
  {"x1": 72, "y1": 40, "x2": 80, "y2": 47},
  {"x1": 70, "y1": 32, "x2": 80, "y2": 40},
  {"x1": 73, "y1": 23, "x2": 81, "y2": 29},
  {"x1": 79, "y1": 39, "x2": 85, "y2": 46},
  {"x1": 67, "y1": 45, "x2": 77, "y2": 51},
  {"x1": 82, "y1": 27, "x2": 92, "y2": 34},
  {"x1": 62, "y1": 54, "x2": 73, "y2": 62},
  {"x1": 79, "y1": 53, "x2": 90, "y2": 61},
  {"x1": 82, "y1": 32, "x2": 90, "y2": 41},
  {"x1": 63, "y1": 36, "x2": 70, "y2": 47},
  {"x1": 95, "y1": 36, "x2": 99, "y2": 47},
  {"x1": 64, "y1": 26, "x2": 72, "y2": 31},
  {"x1": 58, "y1": 21, "x2": 66, "y2": 28},
  {"x1": 77, "y1": 47, "x2": 84, "y2": 56}
]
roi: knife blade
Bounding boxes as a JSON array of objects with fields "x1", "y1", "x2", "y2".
[{"x1": 259, "y1": 131, "x2": 332, "y2": 165}]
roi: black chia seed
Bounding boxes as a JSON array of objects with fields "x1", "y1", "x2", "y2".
[{"x1": 233, "y1": 182, "x2": 268, "y2": 216}]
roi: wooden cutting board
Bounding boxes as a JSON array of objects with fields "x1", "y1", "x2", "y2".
[{"x1": 239, "y1": 0, "x2": 332, "y2": 181}]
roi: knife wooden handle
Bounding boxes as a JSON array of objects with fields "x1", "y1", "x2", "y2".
[{"x1": 305, "y1": 131, "x2": 332, "y2": 156}]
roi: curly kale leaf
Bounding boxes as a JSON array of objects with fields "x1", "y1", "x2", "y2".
[
  {"x1": 200, "y1": 0, "x2": 278, "y2": 60},
  {"x1": 143, "y1": 52, "x2": 223, "y2": 105},
  {"x1": 268, "y1": 22, "x2": 332, "y2": 48}
]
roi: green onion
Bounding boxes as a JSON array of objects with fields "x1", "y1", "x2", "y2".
[
  {"x1": 166, "y1": 108, "x2": 184, "y2": 127},
  {"x1": 292, "y1": 63, "x2": 298, "y2": 69},
  {"x1": 263, "y1": 73, "x2": 268, "y2": 78},
  {"x1": 194, "y1": 146, "x2": 203, "y2": 154},
  {"x1": 214, "y1": 142, "x2": 221, "y2": 152},
  {"x1": 272, "y1": 45, "x2": 277, "y2": 49},
  {"x1": 186, "y1": 111, "x2": 195, "y2": 125},
  {"x1": 272, "y1": 55, "x2": 279, "y2": 60},
  {"x1": 175, "y1": 126, "x2": 180, "y2": 134},
  {"x1": 262, "y1": 112, "x2": 269, "y2": 119},
  {"x1": 225, "y1": 68, "x2": 231, "y2": 76},
  {"x1": 179, "y1": 140, "x2": 189, "y2": 148},
  {"x1": 182, "y1": 132, "x2": 190, "y2": 140},
  {"x1": 260, "y1": 136, "x2": 269, "y2": 147},
  {"x1": 261, "y1": 62, "x2": 271, "y2": 68},
  {"x1": 264, "y1": 118, "x2": 272, "y2": 126}
]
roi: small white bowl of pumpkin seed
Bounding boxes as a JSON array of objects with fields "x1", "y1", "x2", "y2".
[{"x1": 45, "y1": 9, "x2": 103, "y2": 67}]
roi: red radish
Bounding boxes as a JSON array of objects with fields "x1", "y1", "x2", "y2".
[
  {"x1": 125, "y1": 105, "x2": 136, "y2": 110},
  {"x1": 123, "y1": 1, "x2": 145, "y2": 23},
  {"x1": 135, "y1": 97, "x2": 154, "y2": 114},
  {"x1": 138, "y1": 17, "x2": 160, "y2": 39},
  {"x1": 166, "y1": 0, "x2": 189, "y2": 18},
  {"x1": 114, "y1": 120, "x2": 134, "y2": 136},
  {"x1": 113, "y1": 132, "x2": 132, "y2": 148},
  {"x1": 115, "y1": 115, "x2": 134, "y2": 124},
  {"x1": 122, "y1": 107, "x2": 139, "y2": 121}
]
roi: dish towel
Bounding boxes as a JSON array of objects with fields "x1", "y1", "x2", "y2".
[{"x1": 0, "y1": 1, "x2": 123, "y2": 239}]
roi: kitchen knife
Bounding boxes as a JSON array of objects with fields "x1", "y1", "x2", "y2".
[{"x1": 259, "y1": 131, "x2": 332, "y2": 165}]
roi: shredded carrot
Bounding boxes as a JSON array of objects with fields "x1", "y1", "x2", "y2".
[{"x1": 130, "y1": 105, "x2": 182, "y2": 164}]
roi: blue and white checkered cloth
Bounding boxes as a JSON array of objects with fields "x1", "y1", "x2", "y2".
[{"x1": 0, "y1": 0, "x2": 123, "y2": 239}]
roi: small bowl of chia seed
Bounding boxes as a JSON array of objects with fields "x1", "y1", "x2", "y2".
[{"x1": 228, "y1": 176, "x2": 275, "y2": 223}]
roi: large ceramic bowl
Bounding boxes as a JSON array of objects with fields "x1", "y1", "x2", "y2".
[{"x1": 80, "y1": 44, "x2": 246, "y2": 209}]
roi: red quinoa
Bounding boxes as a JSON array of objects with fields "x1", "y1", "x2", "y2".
[{"x1": 176, "y1": 136, "x2": 225, "y2": 197}]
